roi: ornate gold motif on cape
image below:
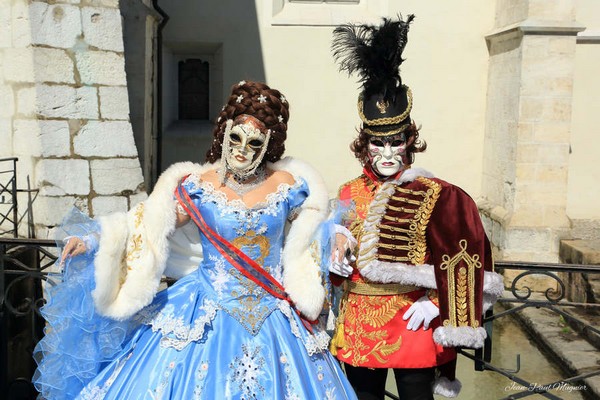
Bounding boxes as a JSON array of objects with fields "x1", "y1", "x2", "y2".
[
  {"x1": 231, "y1": 230, "x2": 270, "y2": 265},
  {"x1": 125, "y1": 203, "x2": 145, "y2": 263},
  {"x1": 310, "y1": 241, "x2": 331, "y2": 310},
  {"x1": 440, "y1": 239, "x2": 482, "y2": 328},
  {"x1": 339, "y1": 291, "x2": 410, "y2": 365},
  {"x1": 120, "y1": 203, "x2": 145, "y2": 287},
  {"x1": 376, "y1": 177, "x2": 441, "y2": 264}
]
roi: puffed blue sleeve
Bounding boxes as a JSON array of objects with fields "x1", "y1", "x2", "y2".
[
  {"x1": 287, "y1": 178, "x2": 310, "y2": 217},
  {"x1": 33, "y1": 208, "x2": 138, "y2": 400},
  {"x1": 180, "y1": 173, "x2": 204, "y2": 196}
]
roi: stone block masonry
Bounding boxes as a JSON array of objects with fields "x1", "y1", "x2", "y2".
[
  {"x1": 0, "y1": 0, "x2": 145, "y2": 238},
  {"x1": 480, "y1": 0, "x2": 586, "y2": 291}
]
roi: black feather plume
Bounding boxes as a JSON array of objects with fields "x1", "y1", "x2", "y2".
[{"x1": 332, "y1": 15, "x2": 415, "y2": 99}]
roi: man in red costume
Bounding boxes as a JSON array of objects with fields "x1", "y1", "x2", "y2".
[{"x1": 328, "y1": 16, "x2": 504, "y2": 400}]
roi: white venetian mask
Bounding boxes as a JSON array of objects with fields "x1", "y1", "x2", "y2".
[
  {"x1": 367, "y1": 133, "x2": 407, "y2": 177},
  {"x1": 221, "y1": 115, "x2": 270, "y2": 180}
]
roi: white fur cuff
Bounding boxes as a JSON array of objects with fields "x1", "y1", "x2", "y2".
[
  {"x1": 433, "y1": 325, "x2": 487, "y2": 349},
  {"x1": 360, "y1": 261, "x2": 436, "y2": 287},
  {"x1": 433, "y1": 376, "x2": 462, "y2": 398}
]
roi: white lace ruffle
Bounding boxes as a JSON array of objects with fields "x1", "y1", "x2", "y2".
[
  {"x1": 277, "y1": 302, "x2": 330, "y2": 356},
  {"x1": 135, "y1": 300, "x2": 219, "y2": 351},
  {"x1": 181, "y1": 173, "x2": 302, "y2": 217}
]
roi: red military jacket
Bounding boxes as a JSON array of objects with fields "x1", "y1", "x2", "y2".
[{"x1": 330, "y1": 166, "x2": 503, "y2": 374}]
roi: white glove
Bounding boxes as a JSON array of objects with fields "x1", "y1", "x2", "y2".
[
  {"x1": 402, "y1": 295, "x2": 439, "y2": 331},
  {"x1": 329, "y1": 248, "x2": 355, "y2": 277},
  {"x1": 329, "y1": 225, "x2": 357, "y2": 277}
]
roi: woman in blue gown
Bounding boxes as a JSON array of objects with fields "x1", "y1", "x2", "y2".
[{"x1": 33, "y1": 81, "x2": 357, "y2": 400}]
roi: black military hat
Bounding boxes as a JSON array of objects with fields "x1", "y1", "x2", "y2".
[{"x1": 332, "y1": 15, "x2": 415, "y2": 136}]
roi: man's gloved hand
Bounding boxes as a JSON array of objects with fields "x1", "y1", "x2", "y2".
[
  {"x1": 329, "y1": 225, "x2": 357, "y2": 277},
  {"x1": 402, "y1": 295, "x2": 440, "y2": 331},
  {"x1": 329, "y1": 248, "x2": 355, "y2": 277}
]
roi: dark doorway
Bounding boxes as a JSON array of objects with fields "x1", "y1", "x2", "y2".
[{"x1": 178, "y1": 59, "x2": 210, "y2": 120}]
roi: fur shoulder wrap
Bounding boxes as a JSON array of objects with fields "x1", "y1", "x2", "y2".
[{"x1": 92, "y1": 157, "x2": 329, "y2": 321}]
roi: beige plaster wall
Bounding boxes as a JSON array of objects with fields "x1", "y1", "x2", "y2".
[
  {"x1": 256, "y1": 1, "x2": 495, "y2": 198},
  {"x1": 568, "y1": 1, "x2": 600, "y2": 223}
]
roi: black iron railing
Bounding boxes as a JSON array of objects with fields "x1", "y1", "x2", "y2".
[
  {"x1": 0, "y1": 238, "x2": 58, "y2": 399},
  {"x1": 0, "y1": 158, "x2": 19, "y2": 238},
  {"x1": 459, "y1": 261, "x2": 600, "y2": 400},
  {"x1": 383, "y1": 261, "x2": 600, "y2": 400},
  {"x1": 0, "y1": 157, "x2": 40, "y2": 239},
  {"x1": 1, "y1": 241, "x2": 598, "y2": 399}
]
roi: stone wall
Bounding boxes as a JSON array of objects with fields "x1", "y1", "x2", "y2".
[
  {"x1": 481, "y1": 0, "x2": 583, "y2": 261},
  {"x1": 481, "y1": 0, "x2": 586, "y2": 288},
  {"x1": 0, "y1": 0, "x2": 146, "y2": 238}
]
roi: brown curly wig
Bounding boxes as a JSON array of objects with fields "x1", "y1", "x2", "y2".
[
  {"x1": 350, "y1": 122, "x2": 427, "y2": 166},
  {"x1": 206, "y1": 81, "x2": 290, "y2": 164}
]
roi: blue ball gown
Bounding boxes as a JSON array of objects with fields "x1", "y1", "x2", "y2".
[{"x1": 33, "y1": 174, "x2": 357, "y2": 400}]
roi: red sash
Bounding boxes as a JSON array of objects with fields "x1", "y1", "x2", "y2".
[{"x1": 175, "y1": 182, "x2": 315, "y2": 332}]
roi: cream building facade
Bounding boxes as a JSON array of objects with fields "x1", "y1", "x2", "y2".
[{"x1": 0, "y1": 0, "x2": 598, "y2": 266}]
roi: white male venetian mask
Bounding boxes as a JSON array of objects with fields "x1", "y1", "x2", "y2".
[
  {"x1": 367, "y1": 133, "x2": 407, "y2": 177},
  {"x1": 222, "y1": 115, "x2": 270, "y2": 180}
]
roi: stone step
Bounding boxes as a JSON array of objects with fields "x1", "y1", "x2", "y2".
[{"x1": 500, "y1": 294, "x2": 600, "y2": 399}]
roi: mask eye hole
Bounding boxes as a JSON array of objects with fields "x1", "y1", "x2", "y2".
[
  {"x1": 391, "y1": 140, "x2": 404, "y2": 147},
  {"x1": 370, "y1": 139, "x2": 384, "y2": 147},
  {"x1": 248, "y1": 139, "x2": 264, "y2": 149},
  {"x1": 230, "y1": 133, "x2": 242, "y2": 144}
]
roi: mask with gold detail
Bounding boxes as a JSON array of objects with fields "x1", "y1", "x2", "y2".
[{"x1": 220, "y1": 114, "x2": 271, "y2": 188}]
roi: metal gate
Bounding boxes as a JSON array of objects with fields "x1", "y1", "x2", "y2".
[{"x1": 0, "y1": 238, "x2": 58, "y2": 399}]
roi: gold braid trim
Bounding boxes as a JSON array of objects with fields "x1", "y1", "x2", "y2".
[
  {"x1": 347, "y1": 281, "x2": 418, "y2": 296},
  {"x1": 382, "y1": 214, "x2": 411, "y2": 223},
  {"x1": 392, "y1": 196, "x2": 422, "y2": 206},
  {"x1": 392, "y1": 187, "x2": 428, "y2": 196},
  {"x1": 378, "y1": 232, "x2": 410, "y2": 241},
  {"x1": 440, "y1": 239, "x2": 483, "y2": 327},
  {"x1": 407, "y1": 178, "x2": 441, "y2": 264},
  {"x1": 378, "y1": 254, "x2": 411, "y2": 262},
  {"x1": 377, "y1": 242, "x2": 411, "y2": 251},
  {"x1": 364, "y1": 124, "x2": 410, "y2": 137},
  {"x1": 378, "y1": 223, "x2": 411, "y2": 234},
  {"x1": 386, "y1": 204, "x2": 417, "y2": 213},
  {"x1": 357, "y1": 86, "x2": 413, "y2": 127}
]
